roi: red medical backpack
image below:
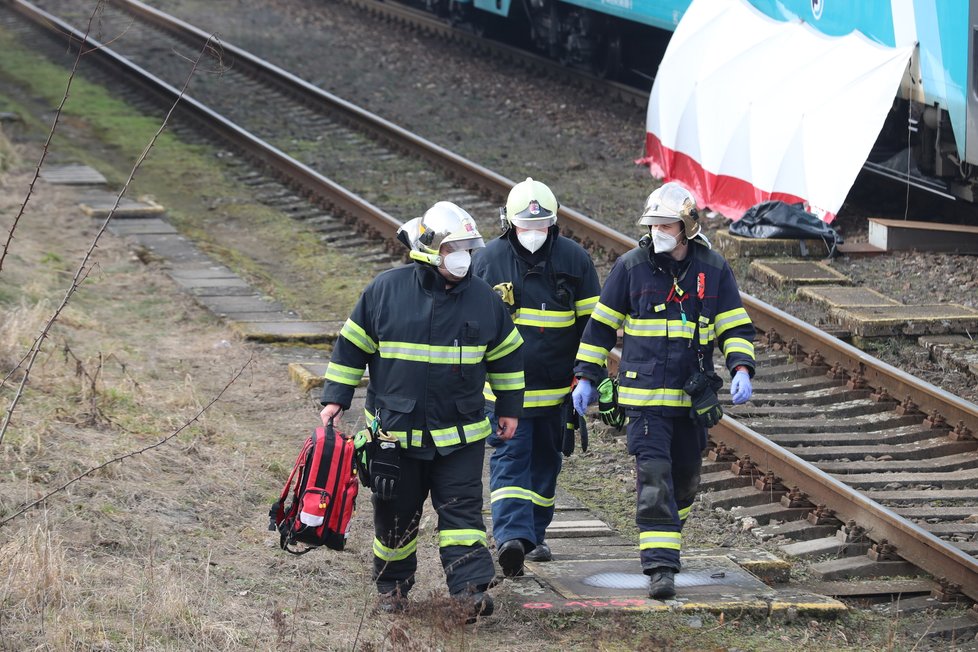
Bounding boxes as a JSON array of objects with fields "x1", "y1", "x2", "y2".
[{"x1": 269, "y1": 420, "x2": 359, "y2": 554}]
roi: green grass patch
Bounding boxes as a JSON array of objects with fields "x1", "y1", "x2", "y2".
[{"x1": 0, "y1": 27, "x2": 373, "y2": 320}]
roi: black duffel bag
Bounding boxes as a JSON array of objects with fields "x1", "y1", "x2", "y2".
[{"x1": 730, "y1": 201, "x2": 843, "y2": 257}]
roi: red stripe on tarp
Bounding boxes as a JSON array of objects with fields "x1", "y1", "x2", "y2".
[{"x1": 638, "y1": 131, "x2": 836, "y2": 223}]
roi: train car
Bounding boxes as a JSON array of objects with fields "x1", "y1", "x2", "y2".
[{"x1": 419, "y1": 0, "x2": 978, "y2": 206}]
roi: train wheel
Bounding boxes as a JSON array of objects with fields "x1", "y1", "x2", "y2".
[{"x1": 594, "y1": 35, "x2": 622, "y2": 80}]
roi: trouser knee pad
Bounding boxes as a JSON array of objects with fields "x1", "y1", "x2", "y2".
[{"x1": 636, "y1": 460, "x2": 674, "y2": 525}]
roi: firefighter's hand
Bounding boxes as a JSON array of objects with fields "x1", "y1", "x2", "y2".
[
  {"x1": 496, "y1": 416, "x2": 518, "y2": 441},
  {"x1": 572, "y1": 379, "x2": 598, "y2": 414},
  {"x1": 320, "y1": 403, "x2": 343, "y2": 427},
  {"x1": 730, "y1": 370, "x2": 752, "y2": 405}
]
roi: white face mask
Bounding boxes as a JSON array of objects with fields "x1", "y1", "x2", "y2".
[
  {"x1": 651, "y1": 230, "x2": 678, "y2": 254},
  {"x1": 516, "y1": 229, "x2": 548, "y2": 253},
  {"x1": 442, "y1": 250, "x2": 471, "y2": 278}
]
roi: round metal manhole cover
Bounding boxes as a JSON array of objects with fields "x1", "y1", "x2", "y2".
[{"x1": 582, "y1": 571, "x2": 729, "y2": 589}]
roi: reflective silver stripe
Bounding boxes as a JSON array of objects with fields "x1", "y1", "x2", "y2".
[
  {"x1": 373, "y1": 536, "x2": 418, "y2": 561},
  {"x1": 714, "y1": 307, "x2": 751, "y2": 336},
  {"x1": 524, "y1": 387, "x2": 569, "y2": 407},
  {"x1": 486, "y1": 327, "x2": 523, "y2": 361},
  {"x1": 324, "y1": 362, "x2": 364, "y2": 386},
  {"x1": 638, "y1": 531, "x2": 681, "y2": 550},
  {"x1": 591, "y1": 302, "x2": 625, "y2": 329},
  {"x1": 514, "y1": 307, "x2": 575, "y2": 328},
  {"x1": 618, "y1": 386, "x2": 689, "y2": 407},
  {"x1": 379, "y1": 341, "x2": 485, "y2": 364},
  {"x1": 340, "y1": 318, "x2": 377, "y2": 354}
]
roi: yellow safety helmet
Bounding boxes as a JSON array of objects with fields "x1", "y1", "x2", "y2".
[
  {"x1": 503, "y1": 177, "x2": 559, "y2": 230},
  {"x1": 396, "y1": 201, "x2": 485, "y2": 266}
]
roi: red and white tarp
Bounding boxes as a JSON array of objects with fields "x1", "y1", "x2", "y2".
[{"x1": 640, "y1": 0, "x2": 914, "y2": 222}]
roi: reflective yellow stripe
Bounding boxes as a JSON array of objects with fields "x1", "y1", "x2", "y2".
[
  {"x1": 513, "y1": 307, "x2": 575, "y2": 328},
  {"x1": 439, "y1": 529, "x2": 488, "y2": 548},
  {"x1": 379, "y1": 341, "x2": 486, "y2": 364},
  {"x1": 618, "y1": 387, "x2": 690, "y2": 408},
  {"x1": 678, "y1": 505, "x2": 692, "y2": 521},
  {"x1": 462, "y1": 418, "x2": 492, "y2": 443},
  {"x1": 576, "y1": 342, "x2": 609, "y2": 366},
  {"x1": 340, "y1": 318, "x2": 377, "y2": 354},
  {"x1": 575, "y1": 295, "x2": 599, "y2": 318},
  {"x1": 324, "y1": 361, "x2": 364, "y2": 386},
  {"x1": 623, "y1": 317, "x2": 694, "y2": 339},
  {"x1": 490, "y1": 486, "x2": 555, "y2": 508},
  {"x1": 722, "y1": 337, "x2": 755, "y2": 359},
  {"x1": 487, "y1": 371, "x2": 525, "y2": 391},
  {"x1": 374, "y1": 536, "x2": 418, "y2": 561},
  {"x1": 362, "y1": 411, "x2": 490, "y2": 448},
  {"x1": 591, "y1": 302, "x2": 625, "y2": 329},
  {"x1": 486, "y1": 327, "x2": 523, "y2": 361},
  {"x1": 485, "y1": 384, "x2": 568, "y2": 407},
  {"x1": 639, "y1": 531, "x2": 682, "y2": 550},
  {"x1": 715, "y1": 307, "x2": 751, "y2": 336},
  {"x1": 523, "y1": 387, "x2": 569, "y2": 408}
]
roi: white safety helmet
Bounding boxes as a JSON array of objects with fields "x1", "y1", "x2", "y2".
[
  {"x1": 503, "y1": 177, "x2": 559, "y2": 230},
  {"x1": 638, "y1": 181, "x2": 703, "y2": 241},
  {"x1": 396, "y1": 201, "x2": 485, "y2": 266}
]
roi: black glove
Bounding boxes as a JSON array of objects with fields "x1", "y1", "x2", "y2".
[
  {"x1": 597, "y1": 377, "x2": 626, "y2": 430},
  {"x1": 684, "y1": 371, "x2": 724, "y2": 428},
  {"x1": 369, "y1": 435, "x2": 400, "y2": 501},
  {"x1": 579, "y1": 413, "x2": 589, "y2": 453},
  {"x1": 561, "y1": 399, "x2": 577, "y2": 457}
]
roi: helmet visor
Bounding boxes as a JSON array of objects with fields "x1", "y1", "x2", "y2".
[
  {"x1": 638, "y1": 215, "x2": 682, "y2": 226},
  {"x1": 509, "y1": 201, "x2": 557, "y2": 229},
  {"x1": 441, "y1": 236, "x2": 485, "y2": 253}
]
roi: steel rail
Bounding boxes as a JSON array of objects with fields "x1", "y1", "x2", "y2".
[
  {"x1": 14, "y1": 0, "x2": 978, "y2": 601},
  {"x1": 8, "y1": 0, "x2": 402, "y2": 240},
  {"x1": 712, "y1": 416, "x2": 978, "y2": 601},
  {"x1": 741, "y1": 293, "x2": 978, "y2": 430},
  {"x1": 112, "y1": 0, "x2": 634, "y2": 258}
]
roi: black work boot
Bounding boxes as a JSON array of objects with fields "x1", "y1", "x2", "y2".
[
  {"x1": 454, "y1": 590, "x2": 495, "y2": 624},
  {"x1": 648, "y1": 568, "x2": 676, "y2": 600},
  {"x1": 375, "y1": 584, "x2": 409, "y2": 614},
  {"x1": 525, "y1": 542, "x2": 552, "y2": 562},
  {"x1": 497, "y1": 539, "x2": 525, "y2": 577}
]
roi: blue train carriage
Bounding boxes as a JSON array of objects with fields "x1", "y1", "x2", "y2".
[
  {"x1": 440, "y1": 0, "x2": 976, "y2": 200},
  {"x1": 451, "y1": 0, "x2": 692, "y2": 78}
]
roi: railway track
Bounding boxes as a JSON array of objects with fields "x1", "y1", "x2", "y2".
[{"x1": 6, "y1": 0, "x2": 978, "y2": 610}]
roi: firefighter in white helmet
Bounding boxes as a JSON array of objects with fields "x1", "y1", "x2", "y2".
[
  {"x1": 572, "y1": 181, "x2": 755, "y2": 600},
  {"x1": 472, "y1": 178, "x2": 601, "y2": 577},
  {"x1": 320, "y1": 201, "x2": 524, "y2": 621}
]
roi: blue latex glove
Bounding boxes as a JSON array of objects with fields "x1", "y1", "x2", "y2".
[
  {"x1": 572, "y1": 379, "x2": 598, "y2": 415},
  {"x1": 730, "y1": 369, "x2": 752, "y2": 405}
]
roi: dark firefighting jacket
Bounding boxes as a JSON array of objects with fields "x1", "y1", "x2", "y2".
[
  {"x1": 321, "y1": 263, "x2": 524, "y2": 453},
  {"x1": 472, "y1": 227, "x2": 601, "y2": 415},
  {"x1": 574, "y1": 241, "x2": 755, "y2": 415}
]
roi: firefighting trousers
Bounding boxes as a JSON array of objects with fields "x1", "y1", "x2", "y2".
[
  {"x1": 626, "y1": 411, "x2": 707, "y2": 573},
  {"x1": 371, "y1": 440, "x2": 494, "y2": 596},
  {"x1": 487, "y1": 410, "x2": 563, "y2": 548}
]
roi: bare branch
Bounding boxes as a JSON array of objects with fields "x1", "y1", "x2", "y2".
[
  {"x1": 0, "y1": 0, "x2": 104, "y2": 274},
  {"x1": 0, "y1": 353, "x2": 254, "y2": 528},
  {"x1": 0, "y1": 29, "x2": 221, "y2": 447}
]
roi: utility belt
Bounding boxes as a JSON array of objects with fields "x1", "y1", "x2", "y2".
[{"x1": 361, "y1": 407, "x2": 492, "y2": 449}]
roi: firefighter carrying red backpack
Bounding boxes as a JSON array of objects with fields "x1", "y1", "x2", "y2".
[{"x1": 268, "y1": 418, "x2": 359, "y2": 554}]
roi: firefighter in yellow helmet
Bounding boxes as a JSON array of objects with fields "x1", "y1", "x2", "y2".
[
  {"x1": 471, "y1": 178, "x2": 601, "y2": 577},
  {"x1": 573, "y1": 181, "x2": 755, "y2": 600},
  {"x1": 320, "y1": 200, "x2": 524, "y2": 621}
]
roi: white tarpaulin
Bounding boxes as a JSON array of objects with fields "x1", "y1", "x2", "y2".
[{"x1": 641, "y1": 0, "x2": 915, "y2": 222}]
